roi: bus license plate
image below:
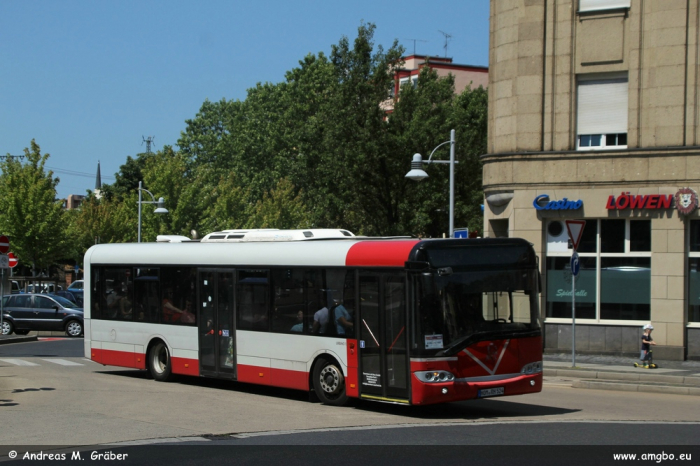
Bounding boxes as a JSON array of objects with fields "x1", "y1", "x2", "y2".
[{"x1": 478, "y1": 387, "x2": 504, "y2": 398}]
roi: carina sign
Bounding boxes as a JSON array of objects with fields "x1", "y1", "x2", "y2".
[{"x1": 533, "y1": 194, "x2": 583, "y2": 211}]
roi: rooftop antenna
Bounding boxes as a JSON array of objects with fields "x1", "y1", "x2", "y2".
[
  {"x1": 142, "y1": 136, "x2": 155, "y2": 154},
  {"x1": 403, "y1": 38, "x2": 427, "y2": 55},
  {"x1": 438, "y1": 30, "x2": 452, "y2": 58}
]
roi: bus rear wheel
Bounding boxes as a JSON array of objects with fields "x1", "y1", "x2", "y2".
[
  {"x1": 148, "y1": 340, "x2": 172, "y2": 382},
  {"x1": 313, "y1": 358, "x2": 348, "y2": 406}
]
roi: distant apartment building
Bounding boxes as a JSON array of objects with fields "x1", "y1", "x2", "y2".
[
  {"x1": 64, "y1": 194, "x2": 84, "y2": 210},
  {"x1": 384, "y1": 55, "x2": 488, "y2": 111},
  {"x1": 485, "y1": 0, "x2": 700, "y2": 360}
]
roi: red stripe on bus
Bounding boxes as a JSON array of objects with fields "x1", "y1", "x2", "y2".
[
  {"x1": 171, "y1": 357, "x2": 199, "y2": 376},
  {"x1": 345, "y1": 241, "x2": 420, "y2": 267},
  {"x1": 237, "y1": 364, "x2": 309, "y2": 391},
  {"x1": 90, "y1": 348, "x2": 146, "y2": 370}
]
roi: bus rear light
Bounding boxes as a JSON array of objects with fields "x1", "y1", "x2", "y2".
[
  {"x1": 520, "y1": 361, "x2": 542, "y2": 375},
  {"x1": 416, "y1": 370, "x2": 455, "y2": 383}
]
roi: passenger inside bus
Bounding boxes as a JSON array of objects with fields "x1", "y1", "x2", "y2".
[
  {"x1": 162, "y1": 288, "x2": 187, "y2": 323},
  {"x1": 312, "y1": 304, "x2": 329, "y2": 334},
  {"x1": 333, "y1": 299, "x2": 353, "y2": 335},
  {"x1": 290, "y1": 310, "x2": 304, "y2": 332},
  {"x1": 119, "y1": 284, "x2": 133, "y2": 319}
]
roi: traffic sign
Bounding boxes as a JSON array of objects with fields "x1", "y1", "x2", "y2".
[
  {"x1": 8, "y1": 252, "x2": 18, "y2": 268},
  {"x1": 0, "y1": 235, "x2": 9, "y2": 254},
  {"x1": 565, "y1": 220, "x2": 586, "y2": 251},
  {"x1": 570, "y1": 251, "x2": 580, "y2": 277},
  {"x1": 0, "y1": 255, "x2": 8, "y2": 269}
]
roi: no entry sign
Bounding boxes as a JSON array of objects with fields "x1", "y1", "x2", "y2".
[
  {"x1": 8, "y1": 252, "x2": 17, "y2": 268},
  {"x1": 0, "y1": 235, "x2": 9, "y2": 254}
]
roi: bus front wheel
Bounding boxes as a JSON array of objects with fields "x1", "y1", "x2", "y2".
[
  {"x1": 148, "y1": 340, "x2": 172, "y2": 382},
  {"x1": 312, "y1": 358, "x2": 348, "y2": 406}
]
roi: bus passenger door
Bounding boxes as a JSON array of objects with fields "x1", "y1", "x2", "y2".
[
  {"x1": 198, "y1": 269, "x2": 236, "y2": 379},
  {"x1": 358, "y1": 273, "x2": 409, "y2": 403}
]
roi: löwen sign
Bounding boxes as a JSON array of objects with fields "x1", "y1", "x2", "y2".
[{"x1": 606, "y1": 192, "x2": 673, "y2": 210}]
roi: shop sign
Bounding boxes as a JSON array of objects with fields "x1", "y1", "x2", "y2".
[
  {"x1": 533, "y1": 194, "x2": 583, "y2": 211},
  {"x1": 605, "y1": 192, "x2": 673, "y2": 210},
  {"x1": 675, "y1": 188, "x2": 699, "y2": 215}
]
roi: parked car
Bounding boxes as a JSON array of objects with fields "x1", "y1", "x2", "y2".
[
  {"x1": 1, "y1": 293, "x2": 83, "y2": 337},
  {"x1": 67, "y1": 280, "x2": 84, "y2": 291},
  {"x1": 50, "y1": 290, "x2": 82, "y2": 306},
  {"x1": 25, "y1": 283, "x2": 63, "y2": 294},
  {"x1": 66, "y1": 280, "x2": 84, "y2": 304}
]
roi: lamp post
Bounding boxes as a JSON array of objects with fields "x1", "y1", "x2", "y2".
[
  {"x1": 405, "y1": 129, "x2": 457, "y2": 238},
  {"x1": 137, "y1": 181, "x2": 168, "y2": 243}
]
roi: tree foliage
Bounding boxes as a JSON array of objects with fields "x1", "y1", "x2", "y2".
[
  {"x1": 16, "y1": 22, "x2": 488, "y2": 277},
  {"x1": 0, "y1": 141, "x2": 69, "y2": 274}
]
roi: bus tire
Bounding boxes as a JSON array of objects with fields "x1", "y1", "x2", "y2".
[
  {"x1": 148, "y1": 340, "x2": 172, "y2": 382},
  {"x1": 312, "y1": 357, "x2": 348, "y2": 406}
]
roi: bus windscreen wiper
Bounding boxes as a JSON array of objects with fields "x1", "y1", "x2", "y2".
[{"x1": 436, "y1": 332, "x2": 490, "y2": 357}]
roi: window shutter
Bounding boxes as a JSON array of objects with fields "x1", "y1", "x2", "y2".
[
  {"x1": 579, "y1": 0, "x2": 630, "y2": 12},
  {"x1": 577, "y1": 78, "x2": 628, "y2": 136}
]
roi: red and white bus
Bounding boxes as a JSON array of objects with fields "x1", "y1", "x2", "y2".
[{"x1": 84, "y1": 229, "x2": 542, "y2": 406}]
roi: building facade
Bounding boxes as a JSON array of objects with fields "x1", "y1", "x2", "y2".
[
  {"x1": 383, "y1": 55, "x2": 488, "y2": 111},
  {"x1": 485, "y1": 0, "x2": 700, "y2": 360}
]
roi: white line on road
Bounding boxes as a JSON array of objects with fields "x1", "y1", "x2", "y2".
[
  {"x1": 0, "y1": 358, "x2": 40, "y2": 366},
  {"x1": 41, "y1": 358, "x2": 84, "y2": 366}
]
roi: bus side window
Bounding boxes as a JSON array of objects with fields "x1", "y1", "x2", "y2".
[{"x1": 237, "y1": 270, "x2": 269, "y2": 331}]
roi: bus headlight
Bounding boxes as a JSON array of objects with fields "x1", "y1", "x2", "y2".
[
  {"x1": 416, "y1": 370, "x2": 455, "y2": 383},
  {"x1": 520, "y1": 361, "x2": 542, "y2": 374}
]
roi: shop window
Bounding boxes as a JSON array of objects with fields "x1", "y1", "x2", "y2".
[
  {"x1": 630, "y1": 220, "x2": 651, "y2": 251},
  {"x1": 689, "y1": 258, "x2": 700, "y2": 323},
  {"x1": 546, "y1": 256, "x2": 596, "y2": 319},
  {"x1": 599, "y1": 257, "x2": 650, "y2": 320},
  {"x1": 688, "y1": 221, "x2": 700, "y2": 323},
  {"x1": 545, "y1": 219, "x2": 651, "y2": 322},
  {"x1": 601, "y1": 219, "x2": 625, "y2": 252}
]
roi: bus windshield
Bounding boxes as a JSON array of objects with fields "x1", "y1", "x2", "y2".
[{"x1": 413, "y1": 268, "x2": 540, "y2": 356}]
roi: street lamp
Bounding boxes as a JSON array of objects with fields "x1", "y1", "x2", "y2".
[
  {"x1": 137, "y1": 181, "x2": 168, "y2": 243},
  {"x1": 405, "y1": 129, "x2": 457, "y2": 237}
]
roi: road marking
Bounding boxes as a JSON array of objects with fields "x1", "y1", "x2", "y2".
[
  {"x1": 41, "y1": 358, "x2": 84, "y2": 366},
  {"x1": 0, "y1": 358, "x2": 40, "y2": 366}
]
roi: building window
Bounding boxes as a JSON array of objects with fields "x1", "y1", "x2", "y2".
[
  {"x1": 577, "y1": 75, "x2": 628, "y2": 150},
  {"x1": 579, "y1": 0, "x2": 630, "y2": 12},
  {"x1": 546, "y1": 219, "x2": 651, "y2": 322},
  {"x1": 688, "y1": 221, "x2": 700, "y2": 323}
]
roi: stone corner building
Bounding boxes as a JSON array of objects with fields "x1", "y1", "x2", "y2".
[{"x1": 485, "y1": 0, "x2": 700, "y2": 360}]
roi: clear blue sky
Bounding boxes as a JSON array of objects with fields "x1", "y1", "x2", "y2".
[{"x1": 1, "y1": 0, "x2": 490, "y2": 199}]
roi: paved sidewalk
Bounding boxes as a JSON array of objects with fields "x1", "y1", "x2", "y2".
[
  {"x1": 544, "y1": 353, "x2": 700, "y2": 396},
  {"x1": 0, "y1": 333, "x2": 38, "y2": 345}
]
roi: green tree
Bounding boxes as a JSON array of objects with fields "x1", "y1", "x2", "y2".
[
  {"x1": 246, "y1": 178, "x2": 311, "y2": 229},
  {"x1": 0, "y1": 141, "x2": 69, "y2": 274},
  {"x1": 66, "y1": 193, "x2": 137, "y2": 253}
]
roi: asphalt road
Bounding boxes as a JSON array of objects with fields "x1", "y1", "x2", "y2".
[{"x1": 1, "y1": 338, "x2": 699, "y2": 465}]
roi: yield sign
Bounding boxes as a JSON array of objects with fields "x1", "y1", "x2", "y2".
[{"x1": 565, "y1": 220, "x2": 586, "y2": 251}]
